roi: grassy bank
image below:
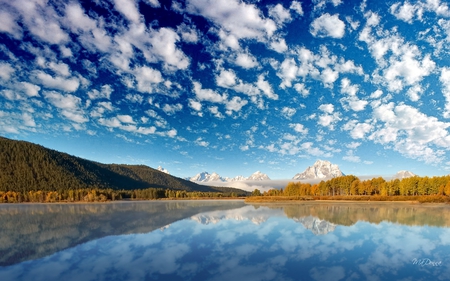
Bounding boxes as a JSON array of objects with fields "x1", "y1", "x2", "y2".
[{"x1": 245, "y1": 195, "x2": 450, "y2": 203}]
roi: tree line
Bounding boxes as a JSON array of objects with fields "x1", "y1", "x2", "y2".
[
  {"x1": 253, "y1": 175, "x2": 450, "y2": 197},
  {"x1": 0, "y1": 188, "x2": 242, "y2": 203}
]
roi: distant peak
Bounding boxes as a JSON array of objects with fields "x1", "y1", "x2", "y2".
[{"x1": 293, "y1": 160, "x2": 343, "y2": 180}]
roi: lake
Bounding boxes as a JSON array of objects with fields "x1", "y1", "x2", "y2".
[{"x1": 0, "y1": 200, "x2": 449, "y2": 281}]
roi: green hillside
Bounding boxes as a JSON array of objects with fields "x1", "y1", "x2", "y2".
[{"x1": 0, "y1": 136, "x2": 246, "y2": 194}]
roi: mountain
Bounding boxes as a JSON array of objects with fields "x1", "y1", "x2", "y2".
[
  {"x1": 157, "y1": 166, "x2": 170, "y2": 174},
  {"x1": 0, "y1": 136, "x2": 245, "y2": 194},
  {"x1": 190, "y1": 172, "x2": 225, "y2": 182},
  {"x1": 191, "y1": 171, "x2": 270, "y2": 182},
  {"x1": 247, "y1": 171, "x2": 270, "y2": 181},
  {"x1": 225, "y1": 175, "x2": 247, "y2": 182},
  {"x1": 293, "y1": 160, "x2": 343, "y2": 180},
  {"x1": 393, "y1": 170, "x2": 416, "y2": 179}
]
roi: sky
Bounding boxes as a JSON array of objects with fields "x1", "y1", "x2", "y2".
[{"x1": 1, "y1": 0, "x2": 450, "y2": 179}]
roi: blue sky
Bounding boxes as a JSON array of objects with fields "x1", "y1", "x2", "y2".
[{"x1": 1, "y1": 0, "x2": 450, "y2": 179}]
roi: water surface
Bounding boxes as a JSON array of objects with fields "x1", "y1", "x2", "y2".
[{"x1": 1, "y1": 201, "x2": 449, "y2": 281}]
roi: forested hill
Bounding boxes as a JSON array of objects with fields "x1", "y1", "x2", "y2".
[{"x1": 0, "y1": 136, "x2": 244, "y2": 194}]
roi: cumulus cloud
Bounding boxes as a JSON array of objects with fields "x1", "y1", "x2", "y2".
[
  {"x1": 113, "y1": 0, "x2": 141, "y2": 24},
  {"x1": 310, "y1": 13, "x2": 345, "y2": 38},
  {"x1": 87, "y1": 85, "x2": 113, "y2": 100},
  {"x1": 290, "y1": 123, "x2": 308, "y2": 134},
  {"x1": 0, "y1": 62, "x2": 15, "y2": 80},
  {"x1": 0, "y1": 10, "x2": 22, "y2": 39},
  {"x1": 44, "y1": 91, "x2": 88, "y2": 123},
  {"x1": 186, "y1": 0, "x2": 277, "y2": 42},
  {"x1": 32, "y1": 71, "x2": 80, "y2": 92},
  {"x1": 235, "y1": 52, "x2": 259, "y2": 69},
  {"x1": 268, "y1": 4, "x2": 292, "y2": 25},
  {"x1": 370, "y1": 103, "x2": 450, "y2": 163},
  {"x1": 134, "y1": 66, "x2": 163, "y2": 93},
  {"x1": 290, "y1": 1, "x2": 304, "y2": 16}
]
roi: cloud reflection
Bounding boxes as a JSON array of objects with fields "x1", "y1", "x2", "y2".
[{"x1": 1, "y1": 203, "x2": 449, "y2": 281}]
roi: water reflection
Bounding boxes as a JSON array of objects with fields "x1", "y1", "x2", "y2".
[{"x1": 1, "y1": 201, "x2": 449, "y2": 281}]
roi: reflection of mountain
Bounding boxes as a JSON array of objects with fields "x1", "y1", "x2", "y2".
[
  {"x1": 293, "y1": 216, "x2": 337, "y2": 235},
  {"x1": 0, "y1": 201, "x2": 245, "y2": 266},
  {"x1": 190, "y1": 206, "x2": 336, "y2": 235},
  {"x1": 190, "y1": 205, "x2": 284, "y2": 225}
]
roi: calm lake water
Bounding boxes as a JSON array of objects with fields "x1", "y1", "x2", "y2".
[{"x1": 1, "y1": 200, "x2": 450, "y2": 281}]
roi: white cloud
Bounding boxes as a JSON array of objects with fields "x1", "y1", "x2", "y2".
[
  {"x1": 163, "y1": 103, "x2": 183, "y2": 115},
  {"x1": 278, "y1": 58, "x2": 298, "y2": 88},
  {"x1": 293, "y1": 83, "x2": 310, "y2": 97},
  {"x1": 189, "y1": 99, "x2": 202, "y2": 111},
  {"x1": 289, "y1": 123, "x2": 308, "y2": 134},
  {"x1": 370, "y1": 89, "x2": 383, "y2": 99},
  {"x1": 235, "y1": 52, "x2": 258, "y2": 69},
  {"x1": 88, "y1": 85, "x2": 113, "y2": 100},
  {"x1": 193, "y1": 81, "x2": 228, "y2": 103},
  {"x1": 270, "y1": 38, "x2": 288, "y2": 53},
  {"x1": 344, "y1": 120, "x2": 373, "y2": 139},
  {"x1": 117, "y1": 115, "x2": 135, "y2": 124},
  {"x1": 268, "y1": 4, "x2": 292, "y2": 25},
  {"x1": 257, "y1": 75, "x2": 278, "y2": 100},
  {"x1": 0, "y1": 10, "x2": 22, "y2": 39},
  {"x1": 370, "y1": 103, "x2": 450, "y2": 163},
  {"x1": 281, "y1": 107, "x2": 296, "y2": 119},
  {"x1": 290, "y1": 1, "x2": 304, "y2": 16},
  {"x1": 320, "y1": 68, "x2": 339, "y2": 87},
  {"x1": 0, "y1": 62, "x2": 15, "y2": 80},
  {"x1": 226, "y1": 96, "x2": 248, "y2": 114},
  {"x1": 113, "y1": 0, "x2": 141, "y2": 24},
  {"x1": 318, "y1": 112, "x2": 341, "y2": 130},
  {"x1": 310, "y1": 13, "x2": 345, "y2": 39},
  {"x1": 319, "y1": 103, "x2": 334, "y2": 114},
  {"x1": 148, "y1": 27, "x2": 190, "y2": 70},
  {"x1": 390, "y1": 2, "x2": 419, "y2": 23},
  {"x1": 65, "y1": 3, "x2": 113, "y2": 54},
  {"x1": 134, "y1": 66, "x2": 163, "y2": 93},
  {"x1": 19, "y1": 82, "x2": 41, "y2": 97},
  {"x1": 186, "y1": 0, "x2": 277, "y2": 42},
  {"x1": 144, "y1": 0, "x2": 161, "y2": 8},
  {"x1": 33, "y1": 71, "x2": 80, "y2": 92},
  {"x1": 406, "y1": 84, "x2": 423, "y2": 102},
  {"x1": 216, "y1": 69, "x2": 237, "y2": 88},
  {"x1": 9, "y1": 0, "x2": 69, "y2": 45},
  {"x1": 44, "y1": 91, "x2": 88, "y2": 123},
  {"x1": 177, "y1": 23, "x2": 199, "y2": 43},
  {"x1": 440, "y1": 67, "x2": 450, "y2": 118},
  {"x1": 195, "y1": 137, "x2": 209, "y2": 147},
  {"x1": 384, "y1": 51, "x2": 435, "y2": 92}
]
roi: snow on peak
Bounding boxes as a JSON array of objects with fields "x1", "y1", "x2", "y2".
[
  {"x1": 190, "y1": 172, "x2": 225, "y2": 182},
  {"x1": 393, "y1": 170, "x2": 416, "y2": 179},
  {"x1": 293, "y1": 160, "x2": 343, "y2": 180},
  {"x1": 247, "y1": 171, "x2": 271, "y2": 181}
]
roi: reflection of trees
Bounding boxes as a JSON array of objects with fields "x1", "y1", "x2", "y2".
[
  {"x1": 261, "y1": 203, "x2": 450, "y2": 227},
  {"x1": 0, "y1": 201, "x2": 245, "y2": 266}
]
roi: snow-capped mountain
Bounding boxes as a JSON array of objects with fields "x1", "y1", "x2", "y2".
[
  {"x1": 225, "y1": 175, "x2": 247, "y2": 182},
  {"x1": 190, "y1": 172, "x2": 225, "y2": 182},
  {"x1": 247, "y1": 171, "x2": 271, "y2": 181},
  {"x1": 393, "y1": 170, "x2": 416, "y2": 179},
  {"x1": 190, "y1": 171, "x2": 270, "y2": 182},
  {"x1": 157, "y1": 166, "x2": 170, "y2": 174},
  {"x1": 293, "y1": 160, "x2": 343, "y2": 180}
]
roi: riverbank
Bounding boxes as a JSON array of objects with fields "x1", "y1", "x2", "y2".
[{"x1": 244, "y1": 195, "x2": 450, "y2": 204}]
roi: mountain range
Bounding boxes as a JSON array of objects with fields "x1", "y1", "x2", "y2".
[
  {"x1": 0, "y1": 136, "x2": 247, "y2": 195},
  {"x1": 188, "y1": 160, "x2": 417, "y2": 183},
  {"x1": 189, "y1": 171, "x2": 271, "y2": 183}
]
